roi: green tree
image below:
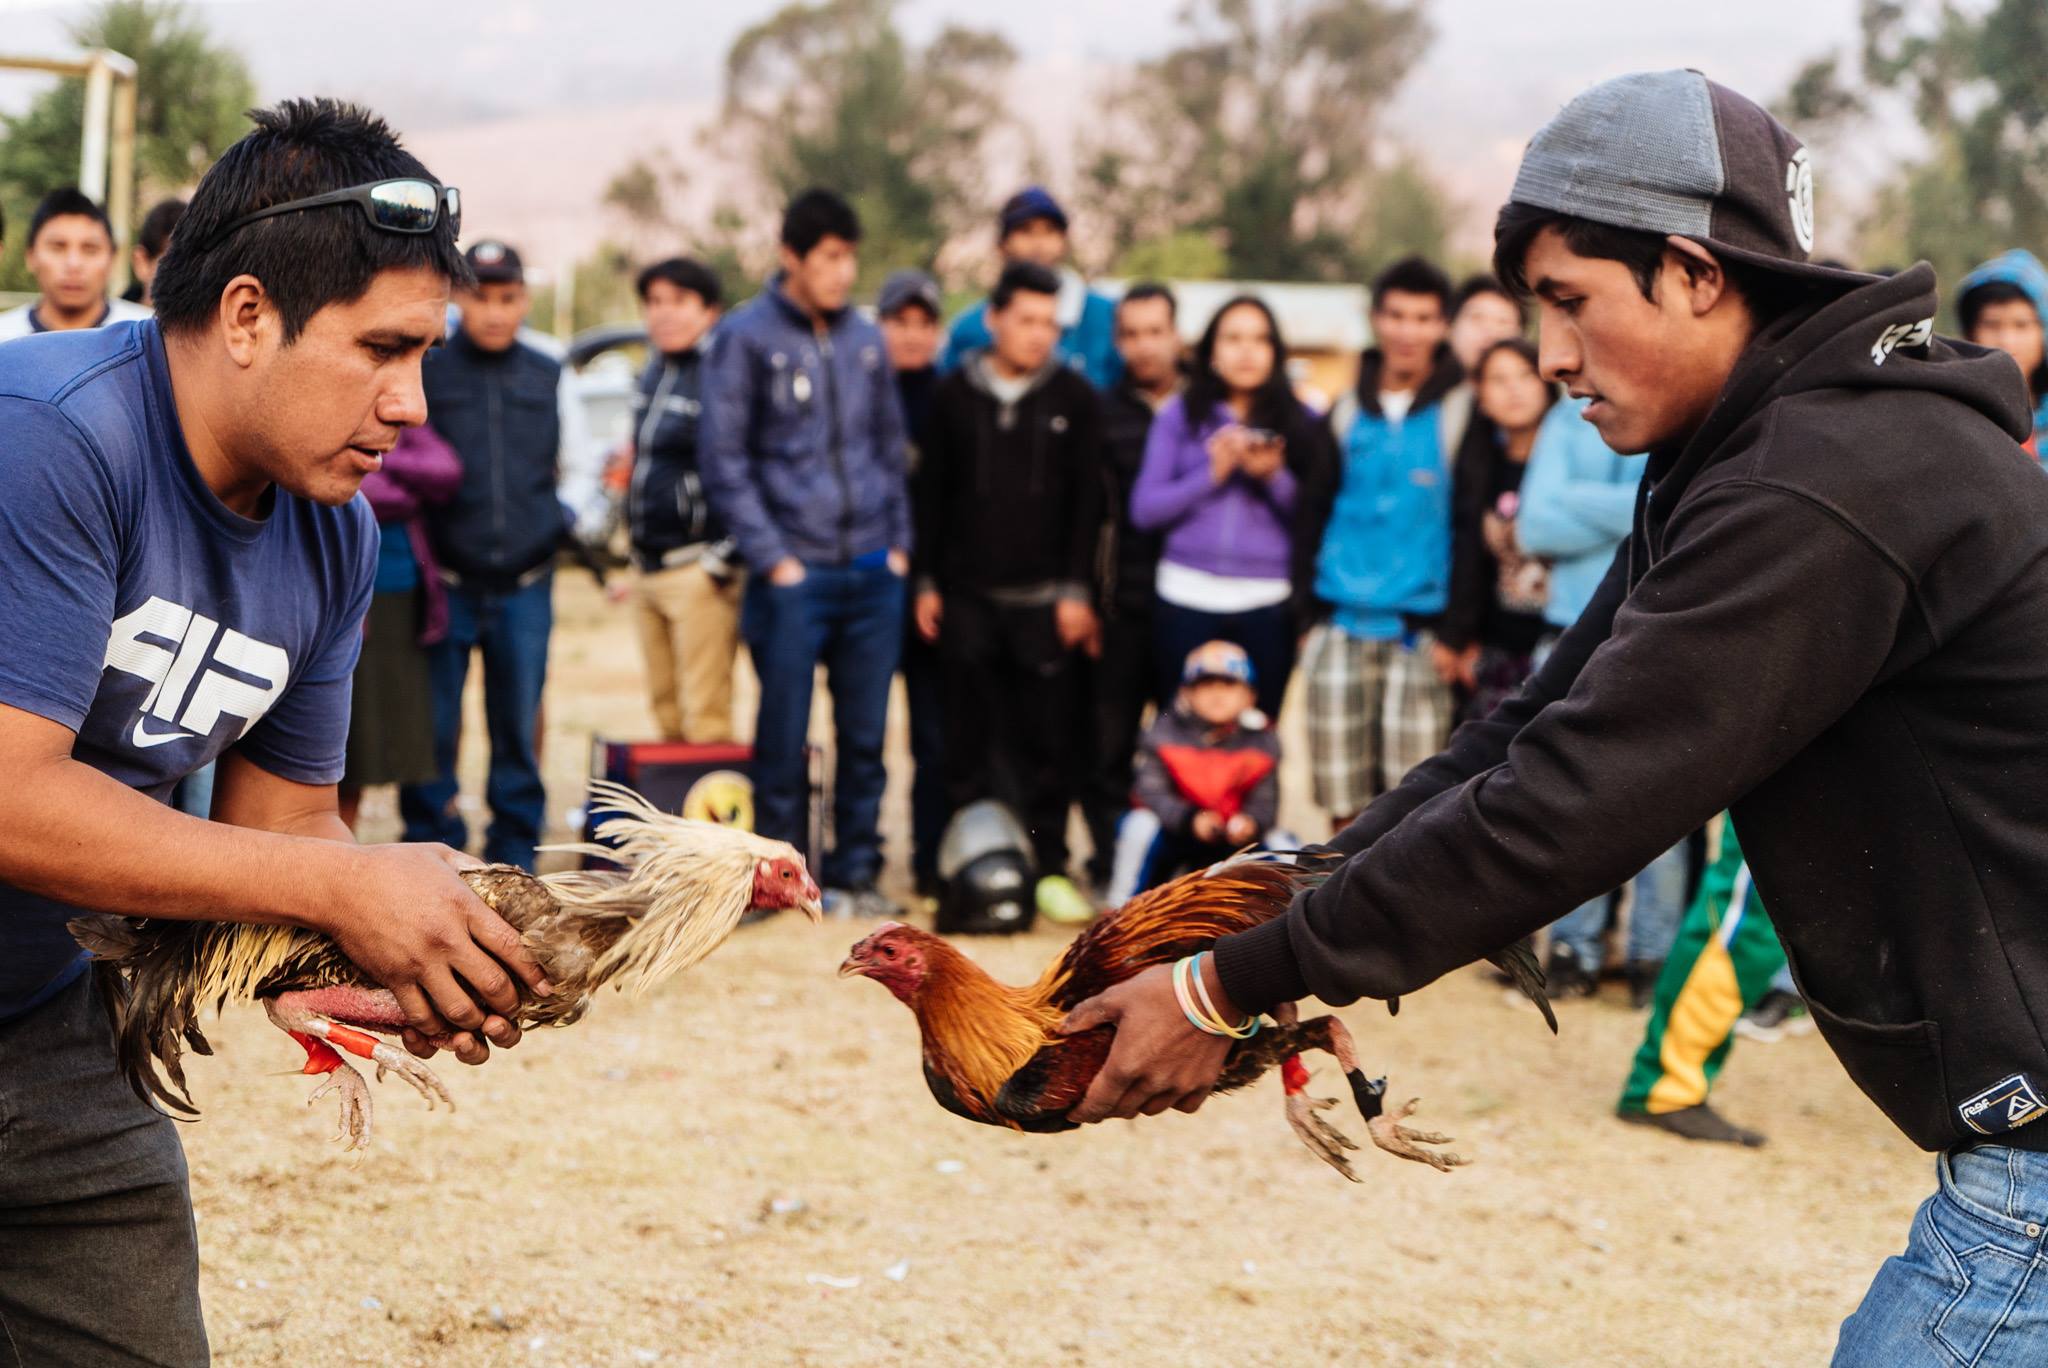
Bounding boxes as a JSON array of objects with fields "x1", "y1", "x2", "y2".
[
  {"x1": 1779, "y1": 0, "x2": 2048, "y2": 303},
  {"x1": 1115, "y1": 228, "x2": 1230, "y2": 281},
  {"x1": 0, "y1": 0, "x2": 253, "y2": 290},
  {"x1": 716, "y1": 0, "x2": 1015, "y2": 288},
  {"x1": 1355, "y1": 154, "x2": 1453, "y2": 279},
  {"x1": 1083, "y1": 0, "x2": 1436, "y2": 282}
]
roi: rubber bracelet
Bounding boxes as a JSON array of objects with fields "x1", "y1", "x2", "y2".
[
  {"x1": 1189, "y1": 951, "x2": 1260, "y2": 1038},
  {"x1": 1174, "y1": 954, "x2": 1259, "y2": 1039}
]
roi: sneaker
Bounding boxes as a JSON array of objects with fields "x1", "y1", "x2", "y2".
[
  {"x1": 1035, "y1": 875, "x2": 1096, "y2": 926},
  {"x1": 1735, "y1": 988, "x2": 1812, "y2": 1043},
  {"x1": 1544, "y1": 944, "x2": 1599, "y2": 1000},
  {"x1": 824, "y1": 884, "x2": 903, "y2": 921},
  {"x1": 1617, "y1": 1103, "x2": 1766, "y2": 1148},
  {"x1": 1626, "y1": 959, "x2": 1663, "y2": 1011}
]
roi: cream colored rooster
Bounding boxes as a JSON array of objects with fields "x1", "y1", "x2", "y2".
[{"x1": 70, "y1": 782, "x2": 820, "y2": 1148}]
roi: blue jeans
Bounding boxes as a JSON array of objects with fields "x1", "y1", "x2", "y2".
[
  {"x1": 1549, "y1": 838, "x2": 1690, "y2": 969},
  {"x1": 1835, "y1": 1145, "x2": 2048, "y2": 1365},
  {"x1": 743, "y1": 560, "x2": 902, "y2": 889},
  {"x1": 400, "y1": 573, "x2": 553, "y2": 870}
]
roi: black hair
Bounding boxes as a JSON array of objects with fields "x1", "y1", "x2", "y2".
[
  {"x1": 989, "y1": 260, "x2": 1060, "y2": 313},
  {"x1": 136, "y1": 198, "x2": 187, "y2": 259},
  {"x1": 1959, "y1": 279, "x2": 2048, "y2": 401},
  {"x1": 1958, "y1": 279, "x2": 2038, "y2": 337},
  {"x1": 1370, "y1": 255, "x2": 1452, "y2": 316},
  {"x1": 1117, "y1": 280, "x2": 1177, "y2": 321},
  {"x1": 636, "y1": 255, "x2": 723, "y2": 308},
  {"x1": 152, "y1": 99, "x2": 468, "y2": 343},
  {"x1": 1184, "y1": 295, "x2": 1296, "y2": 434},
  {"x1": 1451, "y1": 271, "x2": 1525, "y2": 328},
  {"x1": 781, "y1": 188, "x2": 861, "y2": 257},
  {"x1": 1492, "y1": 202, "x2": 1826, "y2": 329},
  {"x1": 1473, "y1": 335, "x2": 1560, "y2": 415},
  {"x1": 28, "y1": 187, "x2": 113, "y2": 247}
]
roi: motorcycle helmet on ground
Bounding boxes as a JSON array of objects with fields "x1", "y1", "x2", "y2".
[{"x1": 935, "y1": 800, "x2": 1038, "y2": 935}]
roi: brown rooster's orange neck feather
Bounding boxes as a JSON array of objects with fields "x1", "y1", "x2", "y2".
[{"x1": 908, "y1": 940, "x2": 1065, "y2": 1104}]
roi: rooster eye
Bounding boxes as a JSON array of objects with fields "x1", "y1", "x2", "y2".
[
  {"x1": 780, "y1": 868, "x2": 793, "y2": 880},
  {"x1": 881, "y1": 944, "x2": 898, "y2": 958}
]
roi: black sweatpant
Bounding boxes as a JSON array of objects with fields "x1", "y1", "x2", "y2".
[
  {"x1": 940, "y1": 591, "x2": 1080, "y2": 874},
  {"x1": 0, "y1": 970, "x2": 208, "y2": 1366},
  {"x1": 1081, "y1": 598, "x2": 1154, "y2": 886}
]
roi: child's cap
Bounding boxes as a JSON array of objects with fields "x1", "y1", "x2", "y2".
[{"x1": 1182, "y1": 639, "x2": 1256, "y2": 686}]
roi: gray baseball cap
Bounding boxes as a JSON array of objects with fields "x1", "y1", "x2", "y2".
[
  {"x1": 1503, "y1": 70, "x2": 1868, "y2": 286},
  {"x1": 877, "y1": 268, "x2": 943, "y2": 320}
]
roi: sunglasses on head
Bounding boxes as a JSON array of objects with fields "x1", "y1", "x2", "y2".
[{"x1": 200, "y1": 178, "x2": 461, "y2": 252}]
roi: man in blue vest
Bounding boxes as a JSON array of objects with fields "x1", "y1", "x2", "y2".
[{"x1": 940, "y1": 186, "x2": 1121, "y2": 389}]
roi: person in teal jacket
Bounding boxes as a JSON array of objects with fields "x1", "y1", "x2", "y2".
[
  {"x1": 940, "y1": 186, "x2": 1121, "y2": 389},
  {"x1": 1956, "y1": 249, "x2": 2048, "y2": 462},
  {"x1": 1515, "y1": 395, "x2": 1646, "y2": 630}
]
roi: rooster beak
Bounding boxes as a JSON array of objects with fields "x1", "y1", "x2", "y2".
[
  {"x1": 836, "y1": 951, "x2": 866, "y2": 978},
  {"x1": 799, "y1": 895, "x2": 824, "y2": 924}
]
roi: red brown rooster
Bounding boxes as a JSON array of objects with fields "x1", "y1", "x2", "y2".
[
  {"x1": 842, "y1": 853, "x2": 1552, "y2": 1179},
  {"x1": 70, "y1": 782, "x2": 820, "y2": 1148}
]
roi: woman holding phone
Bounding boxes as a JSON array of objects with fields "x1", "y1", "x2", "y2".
[{"x1": 1130, "y1": 295, "x2": 1333, "y2": 719}]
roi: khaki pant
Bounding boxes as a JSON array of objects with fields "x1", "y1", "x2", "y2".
[{"x1": 634, "y1": 563, "x2": 743, "y2": 741}]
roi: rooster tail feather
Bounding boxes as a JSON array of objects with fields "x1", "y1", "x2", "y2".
[
  {"x1": 69, "y1": 915, "x2": 206, "y2": 1117},
  {"x1": 1491, "y1": 940, "x2": 1556, "y2": 1034}
]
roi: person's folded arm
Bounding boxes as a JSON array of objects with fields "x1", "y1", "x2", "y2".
[
  {"x1": 1214, "y1": 484, "x2": 1912, "y2": 1012},
  {"x1": 1129, "y1": 408, "x2": 1216, "y2": 532}
]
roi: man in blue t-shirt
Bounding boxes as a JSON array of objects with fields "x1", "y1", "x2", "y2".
[{"x1": 0, "y1": 100, "x2": 548, "y2": 1365}]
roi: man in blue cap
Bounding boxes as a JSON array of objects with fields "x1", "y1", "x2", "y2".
[
  {"x1": 940, "y1": 186, "x2": 1121, "y2": 388},
  {"x1": 1055, "y1": 69, "x2": 2048, "y2": 1363}
]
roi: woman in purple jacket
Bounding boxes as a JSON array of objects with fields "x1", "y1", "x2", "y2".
[
  {"x1": 339, "y1": 424, "x2": 464, "y2": 830},
  {"x1": 1131, "y1": 295, "x2": 1333, "y2": 718}
]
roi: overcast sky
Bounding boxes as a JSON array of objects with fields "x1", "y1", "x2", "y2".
[{"x1": 0, "y1": 0, "x2": 1888, "y2": 262}]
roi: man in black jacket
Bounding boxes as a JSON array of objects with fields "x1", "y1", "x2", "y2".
[
  {"x1": 914, "y1": 261, "x2": 1104, "y2": 916},
  {"x1": 622, "y1": 256, "x2": 738, "y2": 742},
  {"x1": 400, "y1": 240, "x2": 566, "y2": 870},
  {"x1": 1081, "y1": 282, "x2": 1181, "y2": 890},
  {"x1": 1060, "y1": 71, "x2": 2048, "y2": 1360}
]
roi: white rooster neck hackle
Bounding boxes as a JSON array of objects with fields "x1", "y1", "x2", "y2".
[{"x1": 536, "y1": 779, "x2": 810, "y2": 995}]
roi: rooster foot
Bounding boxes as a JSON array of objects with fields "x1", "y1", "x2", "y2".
[
  {"x1": 1284, "y1": 1091, "x2": 1362, "y2": 1182},
  {"x1": 1366, "y1": 1097, "x2": 1467, "y2": 1172},
  {"x1": 305, "y1": 1062, "x2": 375, "y2": 1151},
  {"x1": 265, "y1": 996, "x2": 454, "y2": 1147}
]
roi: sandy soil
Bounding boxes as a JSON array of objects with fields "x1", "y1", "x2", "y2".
[{"x1": 178, "y1": 573, "x2": 1931, "y2": 1367}]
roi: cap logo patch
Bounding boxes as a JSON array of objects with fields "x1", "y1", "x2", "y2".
[
  {"x1": 1871, "y1": 317, "x2": 1933, "y2": 367},
  {"x1": 1786, "y1": 149, "x2": 1815, "y2": 253}
]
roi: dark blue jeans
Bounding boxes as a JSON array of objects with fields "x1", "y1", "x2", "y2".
[
  {"x1": 743, "y1": 560, "x2": 902, "y2": 888},
  {"x1": 400, "y1": 572, "x2": 553, "y2": 870}
]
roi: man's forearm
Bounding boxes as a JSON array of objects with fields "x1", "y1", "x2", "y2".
[{"x1": 0, "y1": 753, "x2": 358, "y2": 929}]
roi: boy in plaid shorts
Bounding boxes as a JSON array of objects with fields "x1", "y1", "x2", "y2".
[{"x1": 1300, "y1": 257, "x2": 1470, "y2": 820}]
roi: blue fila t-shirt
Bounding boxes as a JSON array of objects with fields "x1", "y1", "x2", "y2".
[{"x1": 0, "y1": 320, "x2": 375, "y2": 1021}]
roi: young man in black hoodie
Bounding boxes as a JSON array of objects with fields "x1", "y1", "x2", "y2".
[
  {"x1": 1060, "y1": 71, "x2": 2048, "y2": 1361},
  {"x1": 915, "y1": 261, "x2": 1104, "y2": 920}
]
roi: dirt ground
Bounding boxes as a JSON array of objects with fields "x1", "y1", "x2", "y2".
[{"x1": 179, "y1": 573, "x2": 1931, "y2": 1367}]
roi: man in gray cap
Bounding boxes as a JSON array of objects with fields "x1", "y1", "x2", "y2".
[{"x1": 1055, "y1": 70, "x2": 2048, "y2": 1362}]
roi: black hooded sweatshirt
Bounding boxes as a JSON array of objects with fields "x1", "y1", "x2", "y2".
[
  {"x1": 1214, "y1": 265, "x2": 2048, "y2": 1154},
  {"x1": 915, "y1": 352, "x2": 1104, "y2": 599}
]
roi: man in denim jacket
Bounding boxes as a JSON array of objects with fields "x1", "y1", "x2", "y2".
[{"x1": 699, "y1": 189, "x2": 912, "y2": 916}]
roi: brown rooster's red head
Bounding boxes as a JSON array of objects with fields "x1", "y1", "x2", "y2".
[
  {"x1": 837, "y1": 922, "x2": 941, "y2": 1002},
  {"x1": 753, "y1": 855, "x2": 824, "y2": 919}
]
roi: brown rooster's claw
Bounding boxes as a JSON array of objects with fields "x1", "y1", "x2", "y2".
[
  {"x1": 1286, "y1": 1091, "x2": 1363, "y2": 1182},
  {"x1": 1367, "y1": 1097, "x2": 1467, "y2": 1172}
]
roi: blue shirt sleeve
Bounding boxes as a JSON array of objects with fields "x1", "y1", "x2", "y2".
[
  {"x1": 232, "y1": 503, "x2": 377, "y2": 785},
  {"x1": 0, "y1": 399, "x2": 121, "y2": 731}
]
